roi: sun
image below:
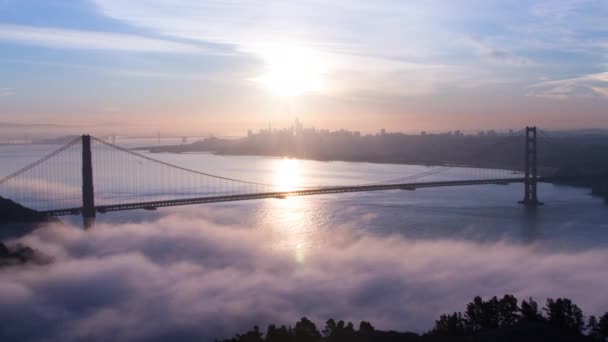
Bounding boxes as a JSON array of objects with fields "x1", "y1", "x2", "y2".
[{"x1": 253, "y1": 44, "x2": 327, "y2": 97}]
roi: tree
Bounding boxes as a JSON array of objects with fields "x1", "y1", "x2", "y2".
[
  {"x1": 322, "y1": 319, "x2": 336, "y2": 338},
  {"x1": 544, "y1": 298, "x2": 585, "y2": 334},
  {"x1": 432, "y1": 312, "x2": 466, "y2": 336},
  {"x1": 225, "y1": 326, "x2": 264, "y2": 342},
  {"x1": 220, "y1": 295, "x2": 608, "y2": 342},
  {"x1": 521, "y1": 297, "x2": 544, "y2": 322},
  {"x1": 293, "y1": 317, "x2": 321, "y2": 341},
  {"x1": 587, "y1": 316, "x2": 600, "y2": 340},
  {"x1": 344, "y1": 322, "x2": 355, "y2": 335},
  {"x1": 329, "y1": 320, "x2": 356, "y2": 340},
  {"x1": 266, "y1": 324, "x2": 293, "y2": 342},
  {"x1": 358, "y1": 321, "x2": 375, "y2": 335},
  {"x1": 598, "y1": 313, "x2": 608, "y2": 341},
  {"x1": 497, "y1": 294, "x2": 519, "y2": 327},
  {"x1": 465, "y1": 296, "x2": 500, "y2": 331}
]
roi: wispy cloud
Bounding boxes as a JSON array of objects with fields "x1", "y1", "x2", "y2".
[
  {"x1": 0, "y1": 24, "x2": 227, "y2": 55},
  {"x1": 2, "y1": 0, "x2": 608, "y2": 127},
  {"x1": 466, "y1": 36, "x2": 533, "y2": 66},
  {"x1": 2, "y1": 58, "x2": 238, "y2": 83},
  {"x1": 0, "y1": 87, "x2": 15, "y2": 97},
  {"x1": 92, "y1": 0, "x2": 604, "y2": 99},
  {"x1": 91, "y1": 0, "x2": 469, "y2": 96},
  {"x1": 526, "y1": 72, "x2": 608, "y2": 100},
  {"x1": 531, "y1": 0, "x2": 591, "y2": 20}
]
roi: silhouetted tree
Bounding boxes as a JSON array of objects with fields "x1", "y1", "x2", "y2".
[
  {"x1": 224, "y1": 325, "x2": 264, "y2": 342},
  {"x1": 329, "y1": 320, "x2": 356, "y2": 341},
  {"x1": 431, "y1": 312, "x2": 466, "y2": 336},
  {"x1": 322, "y1": 319, "x2": 336, "y2": 338},
  {"x1": 587, "y1": 316, "x2": 600, "y2": 340},
  {"x1": 343, "y1": 321, "x2": 356, "y2": 339},
  {"x1": 465, "y1": 296, "x2": 500, "y2": 331},
  {"x1": 358, "y1": 321, "x2": 375, "y2": 335},
  {"x1": 544, "y1": 298, "x2": 585, "y2": 334},
  {"x1": 293, "y1": 317, "x2": 321, "y2": 341},
  {"x1": 520, "y1": 297, "x2": 544, "y2": 322},
  {"x1": 266, "y1": 324, "x2": 293, "y2": 342},
  {"x1": 355, "y1": 321, "x2": 376, "y2": 342},
  {"x1": 598, "y1": 313, "x2": 608, "y2": 340},
  {"x1": 497, "y1": 294, "x2": 519, "y2": 327},
  {"x1": 221, "y1": 295, "x2": 605, "y2": 342}
]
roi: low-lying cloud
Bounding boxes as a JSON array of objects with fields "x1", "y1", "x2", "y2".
[{"x1": 1, "y1": 208, "x2": 607, "y2": 341}]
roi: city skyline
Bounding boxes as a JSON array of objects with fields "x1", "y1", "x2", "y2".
[
  {"x1": 0, "y1": 1, "x2": 607, "y2": 135},
  {"x1": 3, "y1": 115, "x2": 602, "y2": 142}
]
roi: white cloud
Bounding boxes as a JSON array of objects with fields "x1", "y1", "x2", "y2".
[
  {"x1": 466, "y1": 36, "x2": 533, "y2": 66},
  {"x1": 526, "y1": 72, "x2": 608, "y2": 100},
  {"x1": 93, "y1": 0, "x2": 608, "y2": 99},
  {"x1": 91, "y1": 0, "x2": 440, "y2": 59},
  {"x1": 531, "y1": 0, "x2": 592, "y2": 20},
  {"x1": 0, "y1": 24, "x2": 227, "y2": 55},
  {"x1": 2, "y1": 59, "x2": 235, "y2": 82},
  {"x1": 91, "y1": 0, "x2": 470, "y2": 96},
  {"x1": 1, "y1": 208, "x2": 608, "y2": 341},
  {"x1": 0, "y1": 87, "x2": 14, "y2": 97},
  {"x1": 1, "y1": 0, "x2": 603, "y2": 105}
]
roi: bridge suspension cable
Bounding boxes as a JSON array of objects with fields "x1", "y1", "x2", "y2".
[
  {"x1": 91, "y1": 137, "x2": 323, "y2": 190},
  {"x1": 0, "y1": 137, "x2": 83, "y2": 211},
  {"x1": 0, "y1": 129, "x2": 533, "y2": 216},
  {"x1": 359, "y1": 129, "x2": 525, "y2": 186},
  {"x1": 0, "y1": 136, "x2": 81, "y2": 185},
  {"x1": 94, "y1": 130, "x2": 524, "y2": 192}
]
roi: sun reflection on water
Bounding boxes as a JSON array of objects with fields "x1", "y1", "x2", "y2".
[
  {"x1": 274, "y1": 158, "x2": 301, "y2": 191},
  {"x1": 267, "y1": 158, "x2": 315, "y2": 264}
]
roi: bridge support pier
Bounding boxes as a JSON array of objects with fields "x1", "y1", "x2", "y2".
[
  {"x1": 519, "y1": 127, "x2": 542, "y2": 206},
  {"x1": 82, "y1": 135, "x2": 96, "y2": 229}
]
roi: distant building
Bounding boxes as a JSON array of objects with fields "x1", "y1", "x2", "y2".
[
  {"x1": 294, "y1": 117, "x2": 303, "y2": 136},
  {"x1": 248, "y1": 119, "x2": 368, "y2": 140}
]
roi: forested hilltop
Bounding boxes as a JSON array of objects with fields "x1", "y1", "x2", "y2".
[{"x1": 220, "y1": 295, "x2": 608, "y2": 342}]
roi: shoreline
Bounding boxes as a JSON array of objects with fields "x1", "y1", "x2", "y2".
[
  {"x1": 133, "y1": 145, "x2": 607, "y2": 201},
  {"x1": 134, "y1": 145, "x2": 523, "y2": 172}
]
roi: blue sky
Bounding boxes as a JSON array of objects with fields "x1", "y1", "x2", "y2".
[{"x1": 0, "y1": 0, "x2": 607, "y2": 135}]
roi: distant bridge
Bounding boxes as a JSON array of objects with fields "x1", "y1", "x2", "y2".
[{"x1": 0, "y1": 127, "x2": 594, "y2": 228}]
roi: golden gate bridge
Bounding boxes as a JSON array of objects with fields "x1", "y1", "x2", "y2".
[{"x1": 0, "y1": 127, "x2": 589, "y2": 228}]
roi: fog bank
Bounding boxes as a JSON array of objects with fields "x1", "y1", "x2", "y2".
[{"x1": 1, "y1": 209, "x2": 607, "y2": 341}]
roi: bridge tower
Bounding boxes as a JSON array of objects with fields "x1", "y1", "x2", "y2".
[
  {"x1": 520, "y1": 127, "x2": 542, "y2": 206},
  {"x1": 82, "y1": 135, "x2": 96, "y2": 228}
]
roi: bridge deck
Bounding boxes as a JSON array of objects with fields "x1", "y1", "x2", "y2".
[{"x1": 40, "y1": 177, "x2": 539, "y2": 217}]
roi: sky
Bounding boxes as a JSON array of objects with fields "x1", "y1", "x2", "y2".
[{"x1": 0, "y1": 0, "x2": 607, "y2": 135}]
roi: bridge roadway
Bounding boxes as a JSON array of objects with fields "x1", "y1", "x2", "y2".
[{"x1": 41, "y1": 176, "x2": 557, "y2": 217}]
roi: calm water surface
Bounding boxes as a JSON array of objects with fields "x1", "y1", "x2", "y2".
[{"x1": 1, "y1": 140, "x2": 607, "y2": 252}]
